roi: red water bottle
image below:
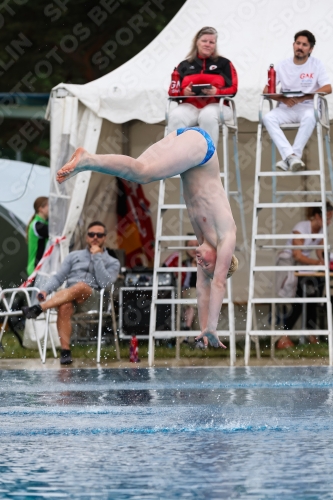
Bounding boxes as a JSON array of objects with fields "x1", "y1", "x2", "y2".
[
  {"x1": 168, "y1": 67, "x2": 180, "y2": 96},
  {"x1": 129, "y1": 334, "x2": 139, "y2": 363},
  {"x1": 268, "y1": 64, "x2": 276, "y2": 93}
]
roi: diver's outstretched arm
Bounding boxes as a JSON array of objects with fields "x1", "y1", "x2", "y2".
[
  {"x1": 195, "y1": 265, "x2": 213, "y2": 334},
  {"x1": 196, "y1": 265, "x2": 227, "y2": 349},
  {"x1": 196, "y1": 232, "x2": 236, "y2": 348}
]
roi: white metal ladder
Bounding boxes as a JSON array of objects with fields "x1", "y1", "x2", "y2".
[
  {"x1": 148, "y1": 98, "x2": 245, "y2": 367},
  {"x1": 245, "y1": 94, "x2": 333, "y2": 365}
]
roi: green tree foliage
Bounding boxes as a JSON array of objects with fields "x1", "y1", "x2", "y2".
[
  {"x1": 0, "y1": 0, "x2": 186, "y2": 92},
  {"x1": 0, "y1": 0, "x2": 185, "y2": 163}
]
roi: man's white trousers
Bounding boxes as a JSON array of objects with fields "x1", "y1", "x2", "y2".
[{"x1": 262, "y1": 103, "x2": 316, "y2": 160}]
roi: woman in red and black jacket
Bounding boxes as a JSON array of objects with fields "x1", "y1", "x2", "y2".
[{"x1": 168, "y1": 26, "x2": 238, "y2": 146}]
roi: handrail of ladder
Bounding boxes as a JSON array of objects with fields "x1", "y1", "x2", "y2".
[
  {"x1": 259, "y1": 93, "x2": 330, "y2": 132},
  {"x1": 219, "y1": 97, "x2": 237, "y2": 130},
  {"x1": 258, "y1": 95, "x2": 274, "y2": 124},
  {"x1": 314, "y1": 94, "x2": 330, "y2": 131},
  {"x1": 165, "y1": 98, "x2": 173, "y2": 128}
]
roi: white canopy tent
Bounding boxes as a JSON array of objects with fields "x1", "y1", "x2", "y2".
[
  {"x1": 51, "y1": 0, "x2": 333, "y2": 124},
  {"x1": 46, "y1": 0, "x2": 333, "y2": 301}
]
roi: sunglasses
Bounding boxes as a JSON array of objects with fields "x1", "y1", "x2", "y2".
[{"x1": 87, "y1": 232, "x2": 106, "y2": 238}]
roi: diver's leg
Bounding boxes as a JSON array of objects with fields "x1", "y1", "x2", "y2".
[{"x1": 57, "y1": 130, "x2": 209, "y2": 184}]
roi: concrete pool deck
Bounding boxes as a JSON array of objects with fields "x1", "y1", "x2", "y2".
[{"x1": 0, "y1": 357, "x2": 330, "y2": 370}]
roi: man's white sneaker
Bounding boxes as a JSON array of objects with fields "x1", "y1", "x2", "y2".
[
  {"x1": 286, "y1": 155, "x2": 305, "y2": 172},
  {"x1": 276, "y1": 160, "x2": 289, "y2": 171}
]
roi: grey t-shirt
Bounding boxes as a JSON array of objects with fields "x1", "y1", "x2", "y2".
[{"x1": 43, "y1": 248, "x2": 120, "y2": 295}]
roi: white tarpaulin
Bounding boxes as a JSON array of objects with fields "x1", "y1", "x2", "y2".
[
  {"x1": 0, "y1": 160, "x2": 50, "y2": 235},
  {"x1": 52, "y1": 0, "x2": 333, "y2": 123},
  {"x1": 37, "y1": 97, "x2": 102, "y2": 286}
]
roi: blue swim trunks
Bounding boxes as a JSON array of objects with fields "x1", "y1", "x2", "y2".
[{"x1": 176, "y1": 127, "x2": 215, "y2": 165}]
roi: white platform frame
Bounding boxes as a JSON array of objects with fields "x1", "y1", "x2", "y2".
[{"x1": 245, "y1": 94, "x2": 333, "y2": 365}]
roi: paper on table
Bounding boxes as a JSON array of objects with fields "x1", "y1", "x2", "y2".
[
  {"x1": 262, "y1": 93, "x2": 303, "y2": 97},
  {"x1": 263, "y1": 91, "x2": 327, "y2": 97},
  {"x1": 282, "y1": 91, "x2": 304, "y2": 97}
]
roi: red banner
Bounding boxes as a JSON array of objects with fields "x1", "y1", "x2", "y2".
[{"x1": 116, "y1": 178, "x2": 154, "y2": 268}]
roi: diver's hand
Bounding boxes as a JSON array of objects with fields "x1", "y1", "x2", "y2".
[{"x1": 196, "y1": 328, "x2": 227, "y2": 348}]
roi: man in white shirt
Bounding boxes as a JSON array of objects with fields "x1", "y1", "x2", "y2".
[
  {"x1": 263, "y1": 30, "x2": 332, "y2": 171},
  {"x1": 276, "y1": 203, "x2": 333, "y2": 349}
]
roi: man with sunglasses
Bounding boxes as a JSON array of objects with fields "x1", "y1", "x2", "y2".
[{"x1": 21, "y1": 221, "x2": 120, "y2": 365}]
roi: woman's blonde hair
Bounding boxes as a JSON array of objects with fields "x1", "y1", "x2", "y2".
[
  {"x1": 26, "y1": 196, "x2": 48, "y2": 240},
  {"x1": 227, "y1": 254, "x2": 238, "y2": 279},
  {"x1": 186, "y1": 26, "x2": 219, "y2": 62}
]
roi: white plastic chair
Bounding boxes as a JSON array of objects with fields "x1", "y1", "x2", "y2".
[
  {"x1": 0, "y1": 286, "x2": 46, "y2": 360},
  {"x1": 42, "y1": 284, "x2": 120, "y2": 363}
]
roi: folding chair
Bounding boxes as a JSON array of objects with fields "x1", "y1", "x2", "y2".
[
  {"x1": 42, "y1": 284, "x2": 120, "y2": 363},
  {"x1": 0, "y1": 286, "x2": 47, "y2": 360}
]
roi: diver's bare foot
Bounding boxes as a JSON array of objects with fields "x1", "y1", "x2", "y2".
[{"x1": 56, "y1": 147, "x2": 88, "y2": 184}]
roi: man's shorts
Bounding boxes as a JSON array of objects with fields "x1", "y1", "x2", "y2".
[{"x1": 73, "y1": 288, "x2": 100, "y2": 314}]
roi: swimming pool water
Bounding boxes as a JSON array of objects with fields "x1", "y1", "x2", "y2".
[{"x1": 1, "y1": 366, "x2": 333, "y2": 499}]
